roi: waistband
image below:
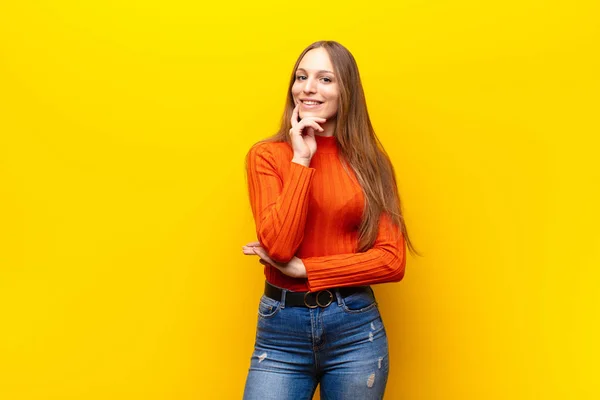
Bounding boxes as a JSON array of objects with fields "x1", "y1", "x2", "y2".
[{"x1": 264, "y1": 281, "x2": 371, "y2": 308}]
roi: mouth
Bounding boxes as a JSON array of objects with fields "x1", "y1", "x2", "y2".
[{"x1": 299, "y1": 99, "x2": 324, "y2": 107}]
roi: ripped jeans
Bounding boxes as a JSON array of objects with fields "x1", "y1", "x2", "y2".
[{"x1": 243, "y1": 285, "x2": 389, "y2": 400}]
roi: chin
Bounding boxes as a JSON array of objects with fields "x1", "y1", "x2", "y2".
[{"x1": 300, "y1": 111, "x2": 330, "y2": 119}]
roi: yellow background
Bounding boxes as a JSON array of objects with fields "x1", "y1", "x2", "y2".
[{"x1": 1, "y1": 0, "x2": 598, "y2": 399}]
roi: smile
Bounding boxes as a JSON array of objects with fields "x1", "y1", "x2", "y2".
[{"x1": 301, "y1": 100, "x2": 323, "y2": 106}]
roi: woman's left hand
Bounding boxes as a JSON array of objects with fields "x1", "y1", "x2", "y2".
[{"x1": 242, "y1": 241, "x2": 307, "y2": 279}]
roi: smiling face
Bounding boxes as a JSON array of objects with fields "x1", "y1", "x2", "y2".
[{"x1": 291, "y1": 47, "x2": 340, "y2": 122}]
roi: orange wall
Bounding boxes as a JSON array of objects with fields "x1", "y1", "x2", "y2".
[{"x1": 1, "y1": 1, "x2": 598, "y2": 398}]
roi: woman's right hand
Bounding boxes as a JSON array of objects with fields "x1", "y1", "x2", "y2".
[{"x1": 289, "y1": 104, "x2": 326, "y2": 166}]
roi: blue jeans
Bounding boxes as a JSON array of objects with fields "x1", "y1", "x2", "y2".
[{"x1": 243, "y1": 285, "x2": 389, "y2": 400}]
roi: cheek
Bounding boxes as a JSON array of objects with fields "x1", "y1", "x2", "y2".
[
  {"x1": 326, "y1": 94, "x2": 339, "y2": 111},
  {"x1": 291, "y1": 83, "x2": 301, "y2": 97},
  {"x1": 324, "y1": 87, "x2": 339, "y2": 103},
  {"x1": 328, "y1": 102, "x2": 339, "y2": 115}
]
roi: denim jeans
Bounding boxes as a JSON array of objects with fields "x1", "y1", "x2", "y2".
[{"x1": 243, "y1": 285, "x2": 389, "y2": 400}]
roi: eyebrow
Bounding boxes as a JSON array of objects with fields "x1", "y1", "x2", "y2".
[{"x1": 296, "y1": 68, "x2": 335, "y2": 74}]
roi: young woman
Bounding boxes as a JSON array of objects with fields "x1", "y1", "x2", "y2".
[{"x1": 242, "y1": 40, "x2": 417, "y2": 400}]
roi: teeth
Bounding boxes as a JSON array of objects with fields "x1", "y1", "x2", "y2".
[{"x1": 303, "y1": 101, "x2": 321, "y2": 105}]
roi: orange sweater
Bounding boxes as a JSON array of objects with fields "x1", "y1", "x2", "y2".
[{"x1": 246, "y1": 134, "x2": 406, "y2": 292}]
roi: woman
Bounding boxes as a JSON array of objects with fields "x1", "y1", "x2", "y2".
[{"x1": 242, "y1": 41, "x2": 417, "y2": 400}]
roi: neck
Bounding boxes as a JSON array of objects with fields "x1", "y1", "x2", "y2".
[{"x1": 319, "y1": 118, "x2": 336, "y2": 137}]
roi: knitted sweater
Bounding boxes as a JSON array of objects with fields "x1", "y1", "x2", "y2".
[{"x1": 246, "y1": 134, "x2": 406, "y2": 292}]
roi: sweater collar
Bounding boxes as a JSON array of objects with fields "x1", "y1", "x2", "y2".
[{"x1": 315, "y1": 134, "x2": 338, "y2": 154}]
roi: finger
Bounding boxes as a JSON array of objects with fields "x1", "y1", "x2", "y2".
[
  {"x1": 253, "y1": 247, "x2": 275, "y2": 265},
  {"x1": 242, "y1": 246, "x2": 255, "y2": 254},
  {"x1": 290, "y1": 119, "x2": 313, "y2": 136},
  {"x1": 291, "y1": 104, "x2": 299, "y2": 127},
  {"x1": 242, "y1": 247, "x2": 257, "y2": 255},
  {"x1": 243, "y1": 243, "x2": 263, "y2": 251},
  {"x1": 299, "y1": 118, "x2": 324, "y2": 129},
  {"x1": 304, "y1": 120, "x2": 324, "y2": 133},
  {"x1": 253, "y1": 246, "x2": 266, "y2": 258},
  {"x1": 305, "y1": 117, "x2": 327, "y2": 123}
]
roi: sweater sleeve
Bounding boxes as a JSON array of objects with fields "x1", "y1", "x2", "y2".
[
  {"x1": 303, "y1": 213, "x2": 406, "y2": 291},
  {"x1": 246, "y1": 143, "x2": 316, "y2": 263}
]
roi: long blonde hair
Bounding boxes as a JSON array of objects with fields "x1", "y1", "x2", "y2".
[{"x1": 263, "y1": 41, "x2": 418, "y2": 255}]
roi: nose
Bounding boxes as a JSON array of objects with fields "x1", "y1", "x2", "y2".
[{"x1": 302, "y1": 77, "x2": 317, "y2": 94}]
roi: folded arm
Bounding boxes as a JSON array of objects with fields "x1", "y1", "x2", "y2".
[
  {"x1": 302, "y1": 213, "x2": 406, "y2": 291},
  {"x1": 246, "y1": 144, "x2": 315, "y2": 263}
]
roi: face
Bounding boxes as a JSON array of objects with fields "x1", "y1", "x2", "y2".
[{"x1": 291, "y1": 47, "x2": 340, "y2": 121}]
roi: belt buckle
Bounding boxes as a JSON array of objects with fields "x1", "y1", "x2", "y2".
[{"x1": 304, "y1": 290, "x2": 333, "y2": 308}]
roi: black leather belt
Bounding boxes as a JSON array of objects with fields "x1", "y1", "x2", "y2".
[{"x1": 264, "y1": 281, "x2": 370, "y2": 308}]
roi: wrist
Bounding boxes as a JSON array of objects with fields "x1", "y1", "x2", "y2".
[
  {"x1": 294, "y1": 257, "x2": 307, "y2": 279},
  {"x1": 292, "y1": 157, "x2": 311, "y2": 168}
]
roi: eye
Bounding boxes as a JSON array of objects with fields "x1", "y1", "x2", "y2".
[
  {"x1": 321, "y1": 77, "x2": 332, "y2": 83},
  {"x1": 296, "y1": 75, "x2": 307, "y2": 81}
]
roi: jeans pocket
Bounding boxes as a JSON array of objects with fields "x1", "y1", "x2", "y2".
[
  {"x1": 257, "y1": 295, "x2": 282, "y2": 319},
  {"x1": 341, "y1": 287, "x2": 378, "y2": 314}
]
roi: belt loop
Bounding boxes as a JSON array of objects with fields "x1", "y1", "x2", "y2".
[
  {"x1": 334, "y1": 289, "x2": 343, "y2": 306},
  {"x1": 280, "y1": 288, "x2": 287, "y2": 309}
]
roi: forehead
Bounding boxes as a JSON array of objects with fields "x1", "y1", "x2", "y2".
[{"x1": 297, "y1": 48, "x2": 333, "y2": 72}]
